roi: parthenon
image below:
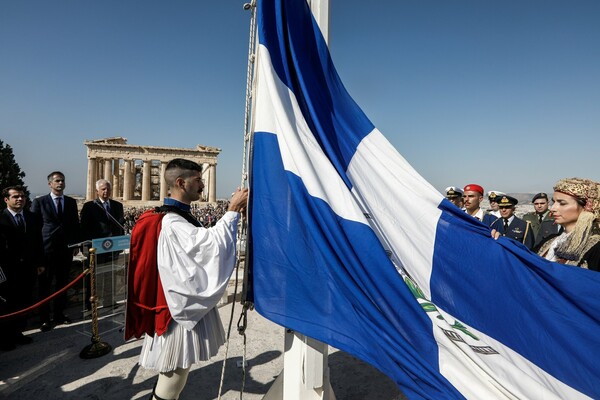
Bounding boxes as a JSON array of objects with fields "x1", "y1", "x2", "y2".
[{"x1": 84, "y1": 137, "x2": 220, "y2": 204}]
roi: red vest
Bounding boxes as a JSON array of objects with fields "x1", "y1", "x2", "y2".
[{"x1": 124, "y1": 209, "x2": 172, "y2": 340}]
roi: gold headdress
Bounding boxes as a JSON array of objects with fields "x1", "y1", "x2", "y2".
[
  {"x1": 552, "y1": 178, "x2": 600, "y2": 263},
  {"x1": 554, "y1": 178, "x2": 600, "y2": 220}
]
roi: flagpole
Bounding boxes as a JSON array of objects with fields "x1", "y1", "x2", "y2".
[
  {"x1": 308, "y1": 0, "x2": 329, "y2": 42},
  {"x1": 263, "y1": 1, "x2": 335, "y2": 399}
]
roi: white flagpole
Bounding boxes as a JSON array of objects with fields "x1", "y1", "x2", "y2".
[{"x1": 263, "y1": 1, "x2": 335, "y2": 399}]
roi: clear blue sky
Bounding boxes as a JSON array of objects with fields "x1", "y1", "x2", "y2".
[{"x1": 2, "y1": 1, "x2": 599, "y2": 198}]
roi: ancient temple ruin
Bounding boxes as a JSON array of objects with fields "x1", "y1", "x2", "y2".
[{"x1": 83, "y1": 137, "x2": 220, "y2": 204}]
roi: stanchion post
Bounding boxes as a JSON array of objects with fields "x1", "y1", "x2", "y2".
[{"x1": 80, "y1": 247, "x2": 112, "y2": 359}]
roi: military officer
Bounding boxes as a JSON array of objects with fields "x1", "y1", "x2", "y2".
[
  {"x1": 487, "y1": 190, "x2": 505, "y2": 218},
  {"x1": 522, "y1": 192, "x2": 561, "y2": 247},
  {"x1": 490, "y1": 195, "x2": 535, "y2": 249},
  {"x1": 445, "y1": 186, "x2": 464, "y2": 209}
]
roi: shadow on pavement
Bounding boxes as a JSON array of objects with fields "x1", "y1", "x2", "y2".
[{"x1": 329, "y1": 351, "x2": 406, "y2": 400}]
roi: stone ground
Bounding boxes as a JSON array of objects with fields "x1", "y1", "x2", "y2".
[{"x1": 0, "y1": 301, "x2": 406, "y2": 400}]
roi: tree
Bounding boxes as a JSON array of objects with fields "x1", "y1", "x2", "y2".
[{"x1": 0, "y1": 140, "x2": 29, "y2": 209}]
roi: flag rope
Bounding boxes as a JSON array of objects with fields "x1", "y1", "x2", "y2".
[{"x1": 217, "y1": 1, "x2": 257, "y2": 399}]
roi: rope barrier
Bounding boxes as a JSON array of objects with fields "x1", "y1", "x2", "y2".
[{"x1": 0, "y1": 268, "x2": 90, "y2": 321}]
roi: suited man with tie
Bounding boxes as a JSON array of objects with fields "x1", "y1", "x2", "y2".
[
  {"x1": 0, "y1": 186, "x2": 45, "y2": 350},
  {"x1": 80, "y1": 179, "x2": 125, "y2": 310},
  {"x1": 80, "y1": 179, "x2": 125, "y2": 261},
  {"x1": 31, "y1": 171, "x2": 81, "y2": 332},
  {"x1": 490, "y1": 195, "x2": 535, "y2": 250}
]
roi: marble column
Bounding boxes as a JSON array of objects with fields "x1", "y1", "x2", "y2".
[
  {"x1": 104, "y1": 159, "x2": 113, "y2": 182},
  {"x1": 86, "y1": 157, "x2": 98, "y2": 201},
  {"x1": 142, "y1": 160, "x2": 152, "y2": 201},
  {"x1": 160, "y1": 161, "x2": 168, "y2": 200},
  {"x1": 123, "y1": 159, "x2": 133, "y2": 201},
  {"x1": 96, "y1": 159, "x2": 103, "y2": 184},
  {"x1": 113, "y1": 160, "x2": 121, "y2": 199},
  {"x1": 208, "y1": 164, "x2": 217, "y2": 203}
]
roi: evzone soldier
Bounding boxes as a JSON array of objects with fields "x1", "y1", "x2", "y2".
[
  {"x1": 463, "y1": 184, "x2": 496, "y2": 226},
  {"x1": 125, "y1": 159, "x2": 248, "y2": 400}
]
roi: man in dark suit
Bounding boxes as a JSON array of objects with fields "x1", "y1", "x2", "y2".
[
  {"x1": 80, "y1": 179, "x2": 125, "y2": 311},
  {"x1": 0, "y1": 186, "x2": 45, "y2": 350},
  {"x1": 80, "y1": 179, "x2": 125, "y2": 242},
  {"x1": 30, "y1": 171, "x2": 81, "y2": 332},
  {"x1": 490, "y1": 195, "x2": 535, "y2": 250}
]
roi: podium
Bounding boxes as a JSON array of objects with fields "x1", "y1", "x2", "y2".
[{"x1": 79, "y1": 235, "x2": 130, "y2": 337}]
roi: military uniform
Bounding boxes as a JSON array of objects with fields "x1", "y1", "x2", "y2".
[
  {"x1": 487, "y1": 190, "x2": 505, "y2": 218},
  {"x1": 445, "y1": 186, "x2": 464, "y2": 209},
  {"x1": 491, "y1": 216, "x2": 535, "y2": 249},
  {"x1": 445, "y1": 186, "x2": 463, "y2": 200},
  {"x1": 490, "y1": 195, "x2": 535, "y2": 250},
  {"x1": 473, "y1": 208, "x2": 497, "y2": 226},
  {"x1": 521, "y1": 193, "x2": 561, "y2": 246}
]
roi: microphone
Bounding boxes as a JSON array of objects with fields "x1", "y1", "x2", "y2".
[{"x1": 95, "y1": 199, "x2": 126, "y2": 233}]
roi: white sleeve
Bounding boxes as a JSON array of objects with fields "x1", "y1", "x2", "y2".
[{"x1": 157, "y1": 211, "x2": 240, "y2": 330}]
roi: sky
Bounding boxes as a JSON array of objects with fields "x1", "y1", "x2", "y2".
[{"x1": 1, "y1": 1, "x2": 599, "y2": 198}]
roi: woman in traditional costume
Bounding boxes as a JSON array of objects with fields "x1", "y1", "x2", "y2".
[{"x1": 536, "y1": 177, "x2": 600, "y2": 271}]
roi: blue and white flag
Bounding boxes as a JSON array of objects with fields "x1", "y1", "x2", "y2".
[{"x1": 248, "y1": 1, "x2": 600, "y2": 398}]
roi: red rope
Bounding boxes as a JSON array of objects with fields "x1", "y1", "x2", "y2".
[{"x1": 0, "y1": 268, "x2": 90, "y2": 321}]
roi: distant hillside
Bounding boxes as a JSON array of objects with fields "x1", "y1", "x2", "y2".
[{"x1": 481, "y1": 193, "x2": 545, "y2": 217}]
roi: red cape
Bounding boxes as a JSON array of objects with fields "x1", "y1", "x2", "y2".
[{"x1": 124, "y1": 209, "x2": 172, "y2": 340}]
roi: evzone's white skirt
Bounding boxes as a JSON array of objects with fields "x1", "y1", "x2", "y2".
[{"x1": 139, "y1": 307, "x2": 226, "y2": 373}]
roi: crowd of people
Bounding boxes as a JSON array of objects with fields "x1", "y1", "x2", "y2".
[
  {"x1": 122, "y1": 200, "x2": 229, "y2": 234},
  {"x1": 444, "y1": 180, "x2": 600, "y2": 271}
]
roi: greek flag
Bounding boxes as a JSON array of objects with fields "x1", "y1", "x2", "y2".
[{"x1": 248, "y1": 1, "x2": 600, "y2": 398}]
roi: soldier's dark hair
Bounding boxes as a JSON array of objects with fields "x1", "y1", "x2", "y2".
[{"x1": 164, "y1": 159, "x2": 202, "y2": 186}]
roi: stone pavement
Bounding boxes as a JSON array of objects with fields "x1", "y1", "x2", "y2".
[{"x1": 0, "y1": 301, "x2": 405, "y2": 400}]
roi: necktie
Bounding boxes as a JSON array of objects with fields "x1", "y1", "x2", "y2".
[
  {"x1": 538, "y1": 213, "x2": 543, "y2": 223},
  {"x1": 503, "y1": 218, "x2": 509, "y2": 233},
  {"x1": 104, "y1": 201, "x2": 110, "y2": 214},
  {"x1": 56, "y1": 197, "x2": 63, "y2": 219},
  {"x1": 16, "y1": 213, "x2": 25, "y2": 232}
]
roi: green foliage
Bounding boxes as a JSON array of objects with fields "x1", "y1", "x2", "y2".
[{"x1": 0, "y1": 140, "x2": 29, "y2": 209}]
